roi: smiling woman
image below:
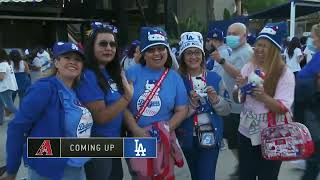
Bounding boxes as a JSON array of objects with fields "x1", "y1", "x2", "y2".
[
  {"x1": 4, "y1": 42, "x2": 94, "y2": 180},
  {"x1": 75, "y1": 22, "x2": 133, "y2": 180},
  {"x1": 124, "y1": 27, "x2": 188, "y2": 179}
]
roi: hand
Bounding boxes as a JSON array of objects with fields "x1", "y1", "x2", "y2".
[
  {"x1": 121, "y1": 71, "x2": 133, "y2": 102},
  {"x1": 189, "y1": 90, "x2": 200, "y2": 107},
  {"x1": 236, "y1": 75, "x2": 247, "y2": 88},
  {"x1": 206, "y1": 86, "x2": 219, "y2": 104},
  {"x1": 132, "y1": 126, "x2": 148, "y2": 137},
  {"x1": 251, "y1": 85, "x2": 266, "y2": 101},
  {"x1": 211, "y1": 51, "x2": 222, "y2": 63}
]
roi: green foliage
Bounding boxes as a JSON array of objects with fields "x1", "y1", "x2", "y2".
[
  {"x1": 243, "y1": 0, "x2": 287, "y2": 14},
  {"x1": 168, "y1": 12, "x2": 206, "y2": 45},
  {"x1": 178, "y1": 13, "x2": 206, "y2": 35},
  {"x1": 223, "y1": 8, "x2": 232, "y2": 20}
]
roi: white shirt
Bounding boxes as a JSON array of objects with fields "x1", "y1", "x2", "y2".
[
  {"x1": 12, "y1": 60, "x2": 26, "y2": 73},
  {"x1": 303, "y1": 47, "x2": 315, "y2": 64},
  {"x1": 0, "y1": 62, "x2": 18, "y2": 92},
  {"x1": 284, "y1": 48, "x2": 303, "y2": 72},
  {"x1": 223, "y1": 43, "x2": 253, "y2": 114}
]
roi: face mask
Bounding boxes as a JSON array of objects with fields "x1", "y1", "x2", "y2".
[
  {"x1": 226, "y1": 35, "x2": 241, "y2": 49},
  {"x1": 307, "y1": 37, "x2": 317, "y2": 52}
]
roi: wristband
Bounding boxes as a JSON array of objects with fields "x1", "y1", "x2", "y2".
[{"x1": 219, "y1": 58, "x2": 226, "y2": 65}]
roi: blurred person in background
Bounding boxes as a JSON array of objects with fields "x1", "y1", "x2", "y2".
[{"x1": 9, "y1": 50, "x2": 31, "y2": 105}]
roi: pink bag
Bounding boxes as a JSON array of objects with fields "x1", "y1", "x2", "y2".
[
  {"x1": 261, "y1": 112, "x2": 314, "y2": 161},
  {"x1": 129, "y1": 121, "x2": 184, "y2": 179}
]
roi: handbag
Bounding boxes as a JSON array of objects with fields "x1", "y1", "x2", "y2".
[
  {"x1": 196, "y1": 123, "x2": 215, "y2": 148},
  {"x1": 261, "y1": 111, "x2": 314, "y2": 161}
]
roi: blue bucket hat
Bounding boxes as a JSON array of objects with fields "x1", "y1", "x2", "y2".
[
  {"x1": 257, "y1": 23, "x2": 286, "y2": 50},
  {"x1": 207, "y1": 28, "x2": 224, "y2": 41},
  {"x1": 140, "y1": 27, "x2": 169, "y2": 53},
  {"x1": 53, "y1": 42, "x2": 84, "y2": 60}
]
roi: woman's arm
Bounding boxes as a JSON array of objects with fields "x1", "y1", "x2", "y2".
[
  {"x1": 210, "y1": 81, "x2": 231, "y2": 116},
  {"x1": 123, "y1": 109, "x2": 148, "y2": 137},
  {"x1": 168, "y1": 105, "x2": 188, "y2": 132},
  {"x1": 85, "y1": 98, "x2": 130, "y2": 124},
  {"x1": 24, "y1": 61, "x2": 30, "y2": 74},
  {"x1": 0, "y1": 72, "x2": 5, "y2": 81}
]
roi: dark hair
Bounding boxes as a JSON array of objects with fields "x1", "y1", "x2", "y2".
[
  {"x1": 9, "y1": 50, "x2": 22, "y2": 70},
  {"x1": 0, "y1": 48, "x2": 8, "y2": 63},
  {"x1": 139, "y1": 47, "x2": 172, "y2": 68},
  {"x1": 178, "y1": 51, "x2": 205, "y2": 77},
  {"x1": 84, "y1": 28, "x2": 124, "y2": 93},
  {"x1": 287, "y1": 37, "x2": 301, "y2": 59},
  {"x1": 127, "y1": 43, "x2": 139, "y2": 59}
]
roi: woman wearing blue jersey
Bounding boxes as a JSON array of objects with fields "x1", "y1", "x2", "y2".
[
  {"x1": 176, "y1": 32, "x2": 231, "y2": 180},
  {"x1": 124, "y1": 27, "x2": 188, "y2": 179},
  {"x1": 3, "y1": 42, "x2": 93, "y2": 180},
  {"x1": 75, "y1": 22, "x2": 133, "y2": 180}
]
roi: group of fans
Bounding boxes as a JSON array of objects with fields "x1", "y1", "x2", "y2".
[{"x1": 0, "y1": 20, "x2": 319, "y2": 180}]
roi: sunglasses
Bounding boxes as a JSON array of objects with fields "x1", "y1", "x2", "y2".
[{"x1": 98, "y1": 41, "x2": 117, "y2": 48}]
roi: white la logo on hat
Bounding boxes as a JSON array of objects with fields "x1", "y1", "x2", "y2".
[
  {"x1": 71, "y1": 44, "x2": 78, "y2": 50},
  {"x1": 179, "y1": 32, "x2": 204, "y2": 57}
]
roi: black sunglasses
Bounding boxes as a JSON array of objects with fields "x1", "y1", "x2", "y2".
[{"x1": 98, "y1": 41, "x2": 117, "y2": 48}]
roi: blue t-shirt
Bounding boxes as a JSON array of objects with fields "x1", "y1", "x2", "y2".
[
  {"x1": 126, "y1": 64, "x2": 188, "y2": 127},
  {"x1": 298, "y1": 51, "x2": 320, "y2": 79},
  {"x1": 56, "y1": 77, "x2": 93, "y2": 167},
  {"x1": 76, "y1": 69, "x2": 124, "y2": 137}
]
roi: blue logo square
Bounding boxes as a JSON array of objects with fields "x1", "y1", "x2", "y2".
[{"x1": 124, "y1": 138, "x2": 157, "y2": 158}]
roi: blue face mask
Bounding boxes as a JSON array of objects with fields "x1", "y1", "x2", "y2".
[
  {"x1": 226, "y1": 35, "x2": 241, "y2": 49},
  {"x1": 307, "y1": 37, "x2": 317, "y2": 52}
]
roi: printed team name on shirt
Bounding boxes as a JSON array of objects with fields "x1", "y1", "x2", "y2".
[
  {"x1": 74, "y1": 100, "x2": 93, "y2": 138},
  {"x1": 137, "y1": 80, "x2": 162, "y2": 116}
]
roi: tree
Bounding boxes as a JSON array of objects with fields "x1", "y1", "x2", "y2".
[
  {"x1": 235, "y1": 0, "x2": 242, "y2": 16},
  {"x1": 243, "y1": 0, "x2": 287, "y2": 14}
]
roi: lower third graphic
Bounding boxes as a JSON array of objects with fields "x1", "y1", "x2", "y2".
[{"x1": 124, "y1": 138, "x2": 157, "y2": 158}]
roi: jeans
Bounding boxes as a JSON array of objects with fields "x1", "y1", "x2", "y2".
[
  {"x1": 28, "y1": 166, "x2": 86, "y2": 180},
  {"x1": 0, "y1": 90, "x2": 17, "y2": 124},
  {"x1": 239, "y1": 133, "x2": 282, "y2": 180},
  {"x1": 183, "y1": 136, "x2": 220, "y2": 180}
]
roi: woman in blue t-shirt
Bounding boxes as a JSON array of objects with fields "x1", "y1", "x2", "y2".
[
  {"x1": 125, "y1": 27, "x2": 188, "y2": 179},
  {"x1": 176, "y1": 32, "x2": 231, "y2": 180},
  {"x1": 4, "y1": 42, "x2": 93, "y2": 180},
  {"x1": 75, "y1": 22, "x2": 133, "y2": 180}
]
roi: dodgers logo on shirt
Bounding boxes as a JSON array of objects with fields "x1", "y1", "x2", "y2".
[
  {"x1": 108, "y1": 79, "x2": 118, "y2": 93},
  {"x1": 136, "y1": 80, "x2": 161, "y2": 116},
  {"x1": 74, "y1": 100, "x2": 93, "y2": 137}
]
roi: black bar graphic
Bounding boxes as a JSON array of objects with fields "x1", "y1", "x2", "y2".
[{"x1": 61, "y1": 138, "x2": 123, "y2": 157}]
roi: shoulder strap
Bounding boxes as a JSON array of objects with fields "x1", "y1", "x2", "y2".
[{"x1": 135, "y1": 68, "x2": 170, "y2": 122}]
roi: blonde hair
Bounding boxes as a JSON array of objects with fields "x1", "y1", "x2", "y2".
[
  {"x1": 312, "y1": 23, "x2": 320, "y2": 39},
  {"x1": 255, "y1": 39, "x2": 285, "y2": 97}
]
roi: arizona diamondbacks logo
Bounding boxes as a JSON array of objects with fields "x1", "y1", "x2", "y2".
[
  {"x1": 136, "y1": 80, "x2": 161, "y2": 116},
  {"x1": 134, "y1": 139, "x2": 146, "y2": 156}
]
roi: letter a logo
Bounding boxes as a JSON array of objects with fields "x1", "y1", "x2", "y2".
[{"x1": 35, "y1": 140, "x2": 53, "y2": 156}]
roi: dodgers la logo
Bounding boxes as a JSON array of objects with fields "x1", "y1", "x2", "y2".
[
  {"x1": 136, "y1": 80, "x2": 161, "y2": 116},
  {"x1": 134, "y1": 139, "x2": 146, "y2": 157},
  {"x1": 75, "y1": 101, "x2": 93, "y2": 137}
]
